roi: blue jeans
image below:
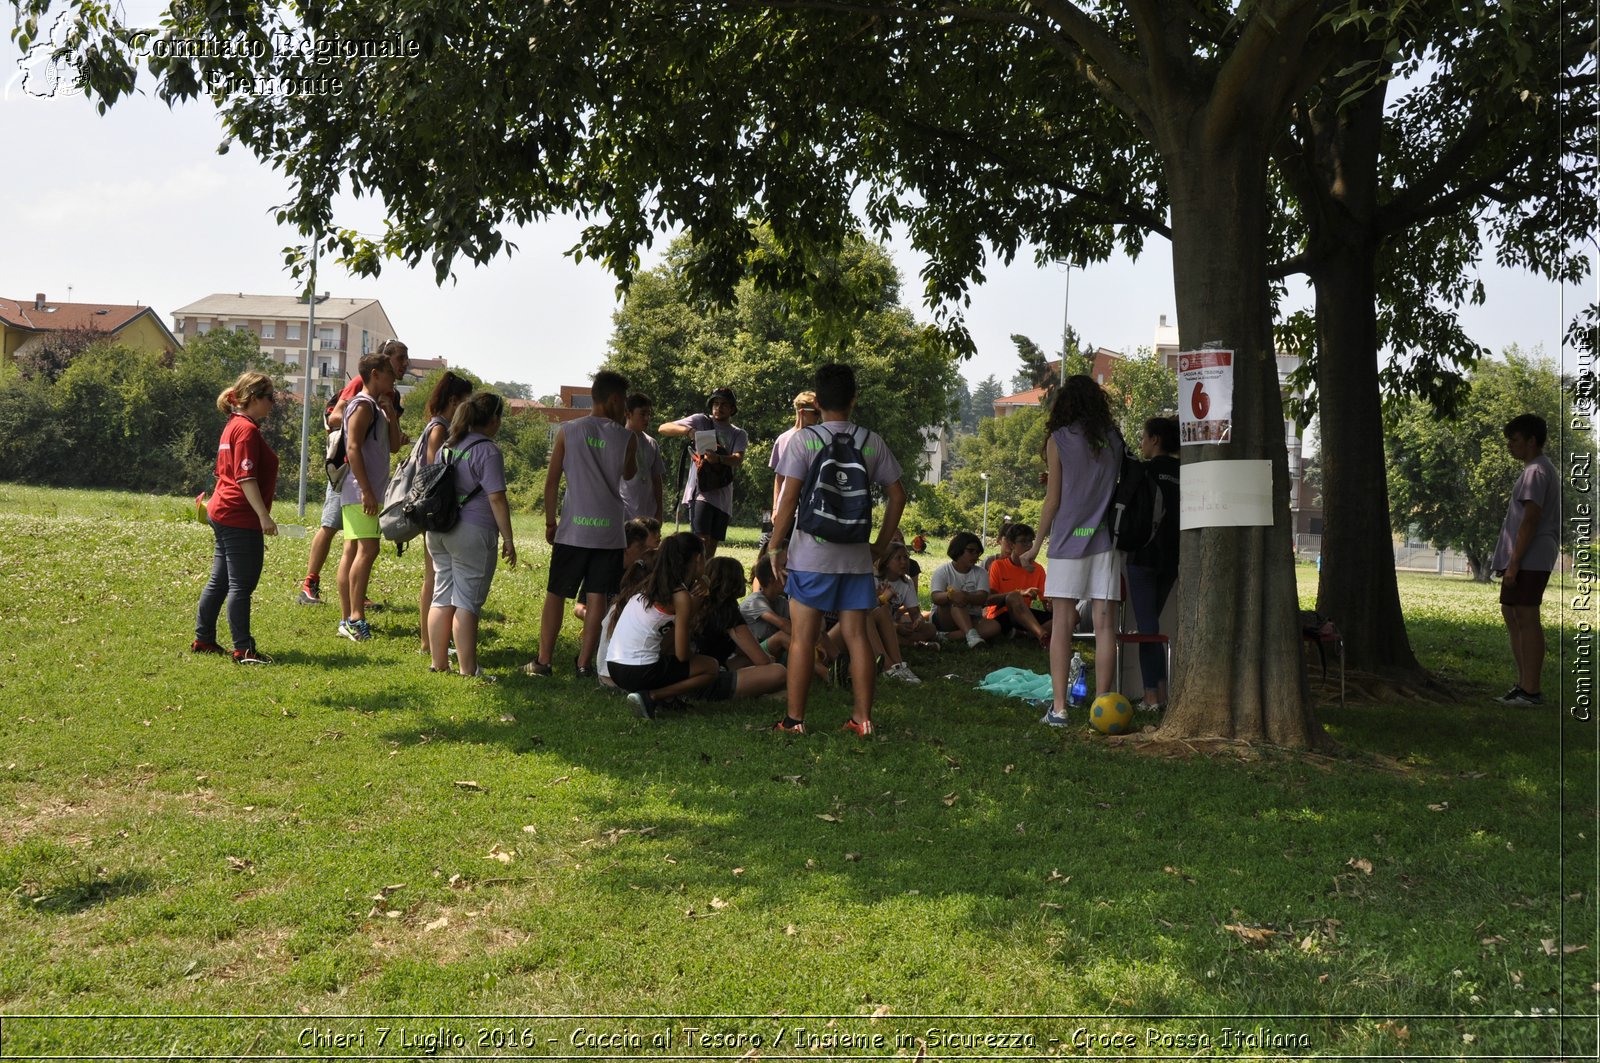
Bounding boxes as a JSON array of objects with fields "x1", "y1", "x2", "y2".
[
  {"x1": 1125, "y1": 563, "x2": 1176, "y2": 690},
  {"x1": 196, "y1": 520, "x2": 265, "y2": 651}
]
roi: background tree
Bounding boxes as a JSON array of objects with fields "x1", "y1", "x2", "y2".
[
  {"x1": 492, "y1": 380, "x2": 533, "y2": 401},
  {"x1": 1272, "y1": 1, "x2": 1595, "y2": 677},
  {"x1": 12, "y1": 326, "x2": 105, "y2": 383},
  {"x1": 604, "y1": 230, "x2": 959, "y2": 521},
  {"x1": 946, "y1": 408, "x2": 1048, "y2": 536},
  {"x1": 966, "y1": 376, "x2": 1005, "y2": 433},
  {"x1": 1105, "y1": 346, "x2": 1178, "y2": 440},
  {"x1": 1010, "y1": 335, "x2": 1060, "y2": 399},
  {"x1": 1387, "y1": 346, "x2": 1589, "y2": 581}
]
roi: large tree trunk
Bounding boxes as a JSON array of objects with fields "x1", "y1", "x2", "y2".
[
  {"x1": 1312, "y1": 243, "x2": 1426, "y2": 675},
  {"x1": 1156, "y1": 136, "x2": 1323, "y2": 749},
  {"x1": 1296, "y1": 53, "x2": 1428, "y2": 679}
]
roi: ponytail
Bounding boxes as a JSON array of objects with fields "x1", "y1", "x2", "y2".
[{"x1": 218, "y1": 371, "x2": 273, "y2": 414}]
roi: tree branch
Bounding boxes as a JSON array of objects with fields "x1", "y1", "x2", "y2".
[
  {"x1": 1207, "y1": 0, "x2": 1330, "y2": 146},
  {"x1": 1028, "y1": 0, "x2": 1152, "y2": 119}
]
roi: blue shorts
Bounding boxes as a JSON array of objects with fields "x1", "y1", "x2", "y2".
[{"x1": 786, "y1": 570, "x2": 877, "y2": 613}]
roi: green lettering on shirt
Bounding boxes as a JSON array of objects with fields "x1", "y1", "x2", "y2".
[
  {"x1": 1072, "y1": 526, "x2": 1096, "y2": 537},
  {"x1": 573, "y1": 516, "x2": 613, "y2": 527},
  {"x1": 585, "y1": 436, "x2": 606, "y2": 449}
]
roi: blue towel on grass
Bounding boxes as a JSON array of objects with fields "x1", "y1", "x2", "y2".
[{"x1": 976, "y1": 667, "x2": 1053, "y2": 702}]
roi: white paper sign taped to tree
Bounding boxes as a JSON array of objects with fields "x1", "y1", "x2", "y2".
[
  {"x1": 1179, "y1": 460, "x2": 1273, "y2": 529},
  {"x1": 1177, "y1": 349, "x2": 1233, "y2": 445}
]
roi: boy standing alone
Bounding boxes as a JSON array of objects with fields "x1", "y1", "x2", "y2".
[
  {"x1": 1493, "y1": 413, "x2": 1561, "y2": 705},
  {"x1": 769, "y1": 363, "x2": 906, "y2": 736},
  {"x1": 523, "y1": 370, "x2": 639, "y2": 678},
  {"x1": 660, "y1": 387, "x2": 746, "y2": 558}
]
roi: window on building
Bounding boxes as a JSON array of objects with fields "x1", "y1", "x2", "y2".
[
  {"x1": 286, "y1": 322, "x2": 301, "y2": 341},
  {"x1": 232, "y1": 323, "x2": 250, "y2": 333},
  {"x1": 362, "y1": 330, "x2": 370, "y2": 354},
  {"x1": 319, "y1": 326, "x2": 337, "y2": 350},
  {"x1": 262, "y1": 322, "x2": 276, "y2": 339},
  {"x1": 197, "y1": 320, "x2": 212, "y2": 335}
]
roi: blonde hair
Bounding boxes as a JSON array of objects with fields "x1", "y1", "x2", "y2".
[{"x1": 217, "y1": 371, "x2": 274, "y2": 413}]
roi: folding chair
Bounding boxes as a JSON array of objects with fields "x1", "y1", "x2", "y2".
[{"x1": 1114, "y1": 574, "x2": 1171, "y2": 698}]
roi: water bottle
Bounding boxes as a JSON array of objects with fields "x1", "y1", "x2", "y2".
[{"x1": 1069, "y1": 652, "x2": 1088, "y2": 708}]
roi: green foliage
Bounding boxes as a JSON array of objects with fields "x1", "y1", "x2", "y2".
[
  {"x1": 1105, "y1": 346, "x2": 1178, "y2": 440},
  {"x1": 963, "y1": 375, "x2": 1004, "y2": 434},
  {"x1": 0, "y1": 339, "x2": 303, "y2": 498},
  {"x1": 947, "y1": 409, "x2": 1047, "y2": 533},
  {"x1": 1386, "y1": 346, "x2": 1591, "y2": 577},
  {"x1": 1009, "y1": 334, "x2": 1060, "y2": 398},
  {"x1": 604, "y1": 230, "x2": 960, "y2": 521}
]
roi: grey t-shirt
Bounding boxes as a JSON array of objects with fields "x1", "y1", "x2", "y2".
[
  {"x1": 1045, "y1": 424, "x2": 1122, "y2": 559},
  {"x1": 621, "y1": 431, "x2": 666, "y2": 520},
  {"x1": 739, "y1": 589, "x2": 790, "y2": 642},
  {"x1": 439, "y1": 433, "x2": 507, "y2": 532},
  {"x1": 556, "y1": 415, "x2": 633, "y2": 549},
  {"x1": 674, "y1": 412, "x2": 748, "y2": 516},
  {"x1": 775, "y1": 420, "x2": 902, "y2": 575},
  {"x1": 1491, "y1": 453, "x2": 1561, "y2": 573}
]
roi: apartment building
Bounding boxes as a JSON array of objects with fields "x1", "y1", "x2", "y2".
[{"x1": 171, "y1": 293, "x2": 399, "y2": 400}]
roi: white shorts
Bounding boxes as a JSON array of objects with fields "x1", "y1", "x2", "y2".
[
  {"x1": 427, "y1": 522, "x2": 499, "y2": 615},
  {"x1": 1044, "y1": 549, "x2": 1123, "y2": 602}
]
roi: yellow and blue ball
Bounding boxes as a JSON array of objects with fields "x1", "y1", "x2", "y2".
[{"x1": 1088, "y1": 692, "x2": 1135, "y2": 735}]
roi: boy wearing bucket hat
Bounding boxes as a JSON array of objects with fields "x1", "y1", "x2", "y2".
[{"x1": 660, "y1": 386, "x2": 747, "y2": 558}]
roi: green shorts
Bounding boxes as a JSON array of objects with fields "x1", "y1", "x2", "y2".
[{"x1": 342, "y1": 504, "x2": 380, "y2": 540}]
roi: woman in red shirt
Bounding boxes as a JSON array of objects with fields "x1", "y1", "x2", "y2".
[{"x1": 194, "y1": 372, "x2": 280, "y2": 664}]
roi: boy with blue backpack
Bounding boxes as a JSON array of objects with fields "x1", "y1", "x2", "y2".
[{"x1": 768, "y1": 363, "x2": 907, "y2": 736}]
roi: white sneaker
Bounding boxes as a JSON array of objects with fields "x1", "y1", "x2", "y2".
[
  {"x1": 965, "y1": 628, "x2": 984, "y2": 649},
  {"x1": 886, "y1": 661, "x2": 922, "y2": 683}
]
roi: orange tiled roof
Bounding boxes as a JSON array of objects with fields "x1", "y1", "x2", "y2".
[
  {"x1": 995, "y1": 386, "x2": 1049, "y2": 406},
  {"x1": 0, "y1": 296, "x2": 151, "y2": 334}
]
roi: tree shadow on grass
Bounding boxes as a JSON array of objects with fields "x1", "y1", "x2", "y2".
[{"x1": 13, "y1": 869, "x2": 155, "y2": 916}]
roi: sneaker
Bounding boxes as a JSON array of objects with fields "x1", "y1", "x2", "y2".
[
  {"x1": 338, "y1": 619, "x2": 372, "y2": 642},
  {"x1": 191, "y1": 639, "x2": 226, "y2": 655},
  {"x1": 1493, "y1": 685, "x2": 1528, "y2": 704},
  {"x1": 1040, "y1": 708, "x2": 1071, "y2": 727},
  {"x1": 885, "y1": 661, "x2": 922, "y2": 684},
  {"x1": 1134, "y1": 699, "x2": 1166, "y2": 714},
  {"x1": 521, "y1": 659, "x2": 553, "y2": 677},
  {"x1": 297, "y1": 577, "x2": 323, "y2": 605},
  {"x1": 626, "y1": 691, "x2": 655, "y2": 719},
  {"x1": 464, "y1": 668, "x2": 496, "y2": 684},
  {"x1": 965, "y1": 628, "x2": 985, "y2": 649},
  {"x1": 842, "y1": 717, "x2": 874, "y2": 737},
  {"x1": 232, "y1": 647, "x2": 273, "y2": 665},
  {"x1": 574, "y1": 655, "x2": 597, "y2": 680},
  {"x1": 773, "y1": 716, "x2": 807, "y2": 735},
  {"x1": 1506, "y1": 689, "x2": 1543, "y2": 706}
]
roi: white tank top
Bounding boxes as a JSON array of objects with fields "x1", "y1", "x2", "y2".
[{"x1": 606, "y1": 594, "x2": 677, "y2": 666}]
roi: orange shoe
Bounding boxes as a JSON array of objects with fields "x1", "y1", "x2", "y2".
[{"x1": 841, "y1": 717, "x2": 874, "y2": 737}]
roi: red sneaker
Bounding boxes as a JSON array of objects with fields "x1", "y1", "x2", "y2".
[
  {"x1": 841, "y1": 717, "x2": 874, "y2": 737},
  {"x1": 191, "y1": 639, "x2": 226, "y2": 655},
  {"x1": 772, "y1": 717, "x2": 807, "y2": 735}
]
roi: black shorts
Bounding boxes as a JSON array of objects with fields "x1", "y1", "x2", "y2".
[
  {"x1": 608, "y1": 656, "x2": 691, "y2": 694},
  {"x1": 690, "y1": 500, "x2": 730, "y2": 542},
  {"x1": 996, "y1": 606, "x2": 1052, "y2": 633},
  {"x1": 1499, "y1": 568, "x2": 1551, "y2": 608},
  {"x1": 547, "y1": 543, "x2": 624, "y2": 599}
]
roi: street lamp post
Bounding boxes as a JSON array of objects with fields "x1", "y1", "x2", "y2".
[{"x1": 980, "y1": 472, "x2": 991, "y2": 546}]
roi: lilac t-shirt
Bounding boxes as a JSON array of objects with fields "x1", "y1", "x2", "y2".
[
  {"x1": 338, "y1": 393, "x2": 391, "y2": 507},
  {"x1": 1491, "y1": 453, "x2": 1561, "y2": 572},
  {"x1": 674, "y1": 412, "x2": 748, "y2": 516},
  {"x1": 775, "y1": 420, "x2": 902, "y2": 575},
  {"x1": 557, "y1": 415, "x2": 633, "y2": 549},
  {"x1": 621, "y1": 432, "x2": 666, "y2": 520},
  {"x1": 438, "y1": 432, "x2": 508, "y2": 532},
  {"x1": 1046, "y1": 424, "x2": 1122, "y2": 559}
]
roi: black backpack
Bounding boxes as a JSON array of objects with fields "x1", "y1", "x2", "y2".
[
  {"x1": 324, "y1": 395, "x2": 379, "y2": 490},
  {"x1": 795, "y1": 425, "x2": 873, "y2": 544},
  {"x1": 400, "y1": 438, "x2": 488, "y2": 536},
  {"x1": 1105, "y1": 446, "x2": 1165, "y2": 553}
]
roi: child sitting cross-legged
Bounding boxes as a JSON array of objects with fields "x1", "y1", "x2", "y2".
[
  {"x1": 985, "y1": 522, "x2": 1052, "y2": 648},
  {"x1": 741, "y1": 554, "x2": 832, "y2": 682},
  {"x1": 876, "y1": 541, "x2": 938, "y2": 651},
  {"x1": 605, "y1": 532, "x2": 786, "y2": 720},
  {"x1": 694, "y1": 557, "x2": 792, "y2": 684}
]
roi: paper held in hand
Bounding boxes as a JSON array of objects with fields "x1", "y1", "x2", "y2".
[{"x1": 694, "y1": 429, "x2": 720, "y2": 455}]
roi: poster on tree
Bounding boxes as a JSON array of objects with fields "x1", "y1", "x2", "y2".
[{"x1": 1177, "y1": 349, "x2": 1233, "y2": 445}]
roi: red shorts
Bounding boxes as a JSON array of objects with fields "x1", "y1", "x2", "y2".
[{"x1": 1499, "y1": 568, "x2": 1551, "y2": 608}]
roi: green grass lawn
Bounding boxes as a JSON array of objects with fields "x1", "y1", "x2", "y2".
[{"x1": 0, "y1": 485, "x2": 1594, "y2": 1058}]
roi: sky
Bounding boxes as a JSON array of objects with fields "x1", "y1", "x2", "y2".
[{"x1": 2, "y1": 20, "x2": 1591, "y2": 428}]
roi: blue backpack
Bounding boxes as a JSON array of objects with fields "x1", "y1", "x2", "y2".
[{"x1": 795, "y1": 425, "x2": 874, "y2": 544}]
